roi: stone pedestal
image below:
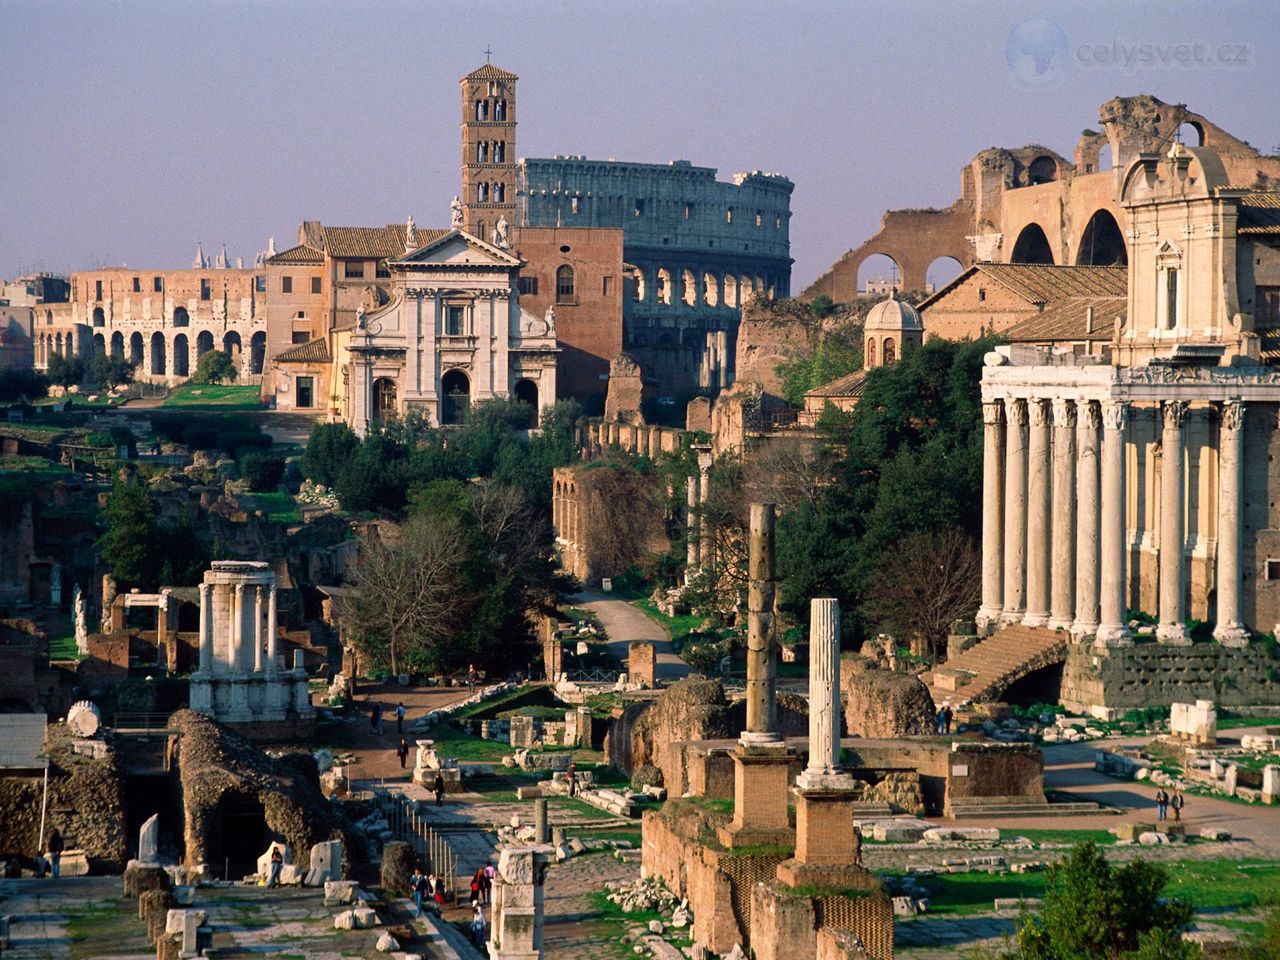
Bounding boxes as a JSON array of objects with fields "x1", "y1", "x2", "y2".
[
  {"x1": 776, "y1": 788, "x2": 873, "y2": 889},
  {"x1": 716, "y1": 745, "x2": 795, "y2": 849},
  {"x1": 488, "y1": 845, "x2": 553, "y2": 960},
  {"x1": 188, "y1": 675, "x2": 213, "y2": 715}
]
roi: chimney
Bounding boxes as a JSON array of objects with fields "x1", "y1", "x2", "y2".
[{"x1": 1086, "y1": 305, "x2": 1095, "y2": 335}]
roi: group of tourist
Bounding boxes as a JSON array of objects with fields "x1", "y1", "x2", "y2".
[
  {"x1": 935, "y1": 703, "x2": 954, "y2": 735},
  {"x1": 408, "y1": 863, "x2": 493, "y2": 946},
  {"x1": 1154, "y1": 788, "x2": 1186, "y2": 822}
]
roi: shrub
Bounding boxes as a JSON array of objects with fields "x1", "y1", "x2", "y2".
[
  {"x1": 238, "y1": 451, "x2": 286, "y2": 491},
  {"x1": 0, "y1": 368, "x2": 49, "y2": 402},
  {"x1": 302, "y1": 422, "x2": 360, "y2": 488},
  {"x1": 191, "y1": 349, "x2": 236, "y2": 384},
  {"x1": 45, "y1": 352, "x2": 83, "y2": 388}
]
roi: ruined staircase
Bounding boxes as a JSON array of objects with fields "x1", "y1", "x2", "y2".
[{"x1": 926, "y1": 624, "x2": 1069, "y2": 708}]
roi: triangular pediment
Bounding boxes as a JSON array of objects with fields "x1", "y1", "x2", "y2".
[{"x1": 392, "y1": 229, "x2": 521, "y2": 268}]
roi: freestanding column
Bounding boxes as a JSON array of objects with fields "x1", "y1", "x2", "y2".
[
  {"x1": 1073, "y1": 402, "x2": 1101, "y2": 636},
  {"x1": 1048, "y1": 399, "x2": 1077, "y2": 630},
  {"x1": 1001, "y1": 399, "x2": 1028, "y2": 621},
  {"x1": 976, "y1": 401, "x2": 1005, "y2": 631},
  {"x1": 1096, "y1": 401, "x2": 1131, "y2": 647},
  {"x1": 266, "y1": 584, "x2": 279, "y2": 676},
  {"x1": 1215, "y1": 401, "x2": 1249, "y2": 646},
  {"x1": 797, "y1": 599, "x2": 845, "y2": 787},
  {"x1": 197, "y1": 582, "x2": 213, "y2": 674},
  {"x1": 1023, "y1": 399, "x2": 1052, "y2": 627},
  {"x1": 230, "y1": 583, "x2": 244, "y2": 671},
  {"x1": 253, "y1": 585, "x2": 264, "y2": 673},
  {"x1": 1157, "y1": 401, "x2": 1191, "y2": 645},
  {"x1": 685, "y1": 476, "x2": 699, "y2": 574},
  {"x1": 743, "y1": 503, "x2": 780, "y2": 744}
]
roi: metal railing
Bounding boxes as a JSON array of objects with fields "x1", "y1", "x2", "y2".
[
  {"x1": 112, "y1": 712, "x2": 176, "y2": 732},
  {"x1": 374, "y1": 787, "x2": 460, "y2": 904},
  {"x1": 565, "y1": 668, "x2": 620, "y2": 683}
]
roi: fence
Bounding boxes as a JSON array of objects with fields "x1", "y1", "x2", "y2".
[
  {"x1": 565, "y1": 668, "x2": 620, "y2": 684},
  {"x1": 112, "y1": 712, "x2": 176, "y2": 732},
  {"x1": 373, "y1": 786, "x2": 460, "y2": 904}
]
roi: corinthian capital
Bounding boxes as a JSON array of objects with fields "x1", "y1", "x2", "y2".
[
  {"x1": 1005, "y1": 398, "x2": 1028, "y2": 427},
  {"x1": 1078, "y1": 400, "x2": 1101, "y2": 431},
  {"x1": 1221, "y1": 400, "x2": 1245, "y2": 432},
  {"x1": 1101, "y1": 401, "x2": 1128, "y2": 431},
  {"x1": 1028, "y1": 398, "x2": 1050, "y2": 428},
  {"x1": 982, "y1": 401, "x2": 1005, "y2": 426},
  {"x1": 1052, "y1": 398, "x2": 1077, "y2": 428},
  {"x1": 1162, "y1": 400, "x2": 1189, "y2": 430}
]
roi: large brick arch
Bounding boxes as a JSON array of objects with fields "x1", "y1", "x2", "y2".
[
  {"x1": 1010, "y1": 223, "x2": 1055, "y2": 264},
  {"x1": 1074, "y1": 208, "x2": 1128, "y2": 266}
]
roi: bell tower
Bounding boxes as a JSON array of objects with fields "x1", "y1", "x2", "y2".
[{"x1": 460, "y1": 62, "x2": 518, "y2": 242}]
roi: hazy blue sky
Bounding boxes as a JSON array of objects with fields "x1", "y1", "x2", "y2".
[{"x1": 3, "y1": 0, "x2": 1277, "y2": 288}]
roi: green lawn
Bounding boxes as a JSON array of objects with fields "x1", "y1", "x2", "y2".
[
  {"x1": 423, "y1": 723, "x2": 516, "y2": 762},
  {"x1": 162, "y1": 384, "x2": 264, "y2": 409},
  {"x1": 1002, "y1": 828, "x2": 1117, "y2": 846},
  {"x1": 48, "y1": 634, "x2": 83, "y2": 660},
  {"x1": 631, "y1": 597, "x2": 703, "y2": 641},
  {"x1": 247, "y1": 491, "x2": 302, "y2": 524}
]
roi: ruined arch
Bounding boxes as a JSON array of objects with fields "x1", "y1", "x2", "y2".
[
  {"x1": 926, "y1": 256, "x2": 965, "y2": 292},
  {"x1": 1075, "y1": 209, "x2": 1128, "y2": 266},
  {"x1": 173, "y1": 306, "x2": 190, "y2": 327},
  {"x1": 724, "y1": 274, "x2": 739, "y2": 309},
  {"x1": 92, "y1": 306, "x2": 105, "y2": 327},
  {"x1": 110, "y1": 331, "x2": 124, "y2": 360},
  {"x1": 92, "y1": 333, "x2": 105, "y2": 358},
  {"x1": 250, "y1": 332, "x2": 266, "y2": 375},
  {"x1": 657, "y1": 268, "x2": 672, "y2": 306},
  {"x1": 172, "y1": 333, "x2": 189, "y2": 378},
  {"x1": 196, "y1": 330, "x2": 214, "y2": 358},
  {"x1": 223, "y1": 331, "x2": 241, "y2": 355},
  {"x1": 129, "y1": 332, "x2": 144, "y2": 366},
  {"x1": 703, "y1": 271, "x2": 719, "y2": 307},
  {"x1": 1010, "y1": 223, "x2": 1054, "y2": 265},
  {"x1": 1027, "y1": 155, "x2": 1059, "y2": 185},
  {"x1": 150, "y1": 331, "x2": 166, "y2": 376},
  {"x1": 1097, "y1": 143, "x2": 1113, "y2": 171},
  {"x1": 682, "y1": 269, "x2": 696, "y2": 307},
  {"x1": 1176, "y1": 121, "x2": 1206, "y2": 147},
  {"x1": 856, "y1": 253, "x2": 901, "y2": 294}
]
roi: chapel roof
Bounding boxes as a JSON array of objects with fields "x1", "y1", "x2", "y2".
[
  {"x1": 273, "y1": 337, "x2": 331, "y2": 363},
  {"x1": 1002, "y1": 295, "x2": 1126, "y2": 344}
]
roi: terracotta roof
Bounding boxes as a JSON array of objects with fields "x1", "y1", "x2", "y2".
[
  {"x1": 464, "y1": 64, "x2": 518, "y2": 81},
  {"x1": 273, "y1": 337, "x2": 331, "y2": 363},
  {"x1": 806, "y1": 369, "x2": 869, "y2": 399},
  {"x1": 1239, "y1": 193, "x2": 1280, "y2": 235},
  {"x1": 1002, "y1": 296, "x2": 1125, "y2": 344},
  {"x1": 320, "y1": 225, "x2": 448, "y2": 260},
  {"x1": 919, "y1": 263, "x2": 1127, "y2": 311},
  {"x1": 266, "y1": 244, "x2": 324, "y2": 265}
]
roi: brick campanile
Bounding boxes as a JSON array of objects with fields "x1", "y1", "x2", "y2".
[{"x1": 460, "y1": 63, "x2": 518, "y2": 243}]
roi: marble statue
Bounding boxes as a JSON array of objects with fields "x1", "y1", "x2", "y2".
[
  {"x1": 544, "y1": 304, "x2": 556, "y2": 336},
  {"x1": 73, "y1": 585, "x2": 88, "y2": 656},
  {"x1": 451, "y1": 196, "x2": 464, "y2": 229},
  {"x1": 493, "y1": 215, "x2": 510, "y2": 249}
]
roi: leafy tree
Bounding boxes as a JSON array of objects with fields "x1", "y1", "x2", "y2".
[
  {"x1": 809, "y1": 294, "x2": 834, "y2": 318},
  {"x1": 0, "y1": 368, "x2": 49, "y2": 403},
  {"x1": 87, "y1": 354, "x2": 135, "y2": 389},
  {"x1": 238, "y1": 451, "x2": 286, "y2": 492},
  {"x1": 45, "y1": 352, "x2": 83, "y2": 388},
  {"x1": 776, "y1": 322, "x2": 864, "y2": 406},
  {"x1": 191, "y1": 349, "x2": 236, "y2": 384},
  {"x1": 97, "y1": 477, "x2": 210, "y2": 590}
]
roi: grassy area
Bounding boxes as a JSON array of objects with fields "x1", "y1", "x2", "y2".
[
  {"x1": 422, "y1": 723, "x2": 515, "y2": 762},
  {"x1": 247, "y1": 490, "x2": 302, "y2": 524},
  {"x1": 1217, "y1": 714, "x2": 1280, "y2": 730},
  {"x1": 0, "y1": 454, "x2": 74, "y2": 477},
  {"x1": 632, "y1": 597, "x2": 703, "y2": 641},
  {"x1": 1002, "y1": 828, "x2": 1117, "y2": 846},
  {"x1": 162, "y1": 384, "x2": 264, "y2": 409},
  {"x1": 48, "y1": 634, "x2": 84, "y2": 660},
  {"x1": 588, "y1": 890, "x2": 694, "y2": 960}
]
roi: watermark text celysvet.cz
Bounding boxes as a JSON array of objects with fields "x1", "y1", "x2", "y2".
[{"x1": 1077, "y1": 39, "x2": 1251, "y2": 71}]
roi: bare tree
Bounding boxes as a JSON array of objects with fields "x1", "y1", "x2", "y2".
[
  {"x1": 863, "y1": 526, "x2": 981, "y2": 662},
  {"x1": 342, "y1": 512, "x2": 465, "y2": 675}
]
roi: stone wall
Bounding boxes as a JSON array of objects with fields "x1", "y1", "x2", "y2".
[
  {"x1": 1061, "y1": 643, "x2": 1280, "y2": 719},
  {"x1": 733, "y1": 303, "x2": 822, "y2": 397},
  {"x1": 751, "y1": 884, "x2": 894, "y2": 960},
  {"x1": 841, "y1": 667, "x2": 936, "y2": 738}
]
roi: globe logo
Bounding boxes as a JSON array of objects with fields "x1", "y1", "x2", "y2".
[{"x1": 1005, "y1": 18, "x2": 1069, "y2": 89}]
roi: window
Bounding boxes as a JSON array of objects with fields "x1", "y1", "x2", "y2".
[
  {"x1": 200, "y1": 278, "x2": 211, "y2": 300},
  {"x1": 755, "y1": 211, "x2": 763, "y2": 227},
  {"x1": 478, "y1": 183, "x2": 489, "y2": 203},
  {"x1": 883, "y1": 337, "x2": 896, "y2": 365},
  {"x1": 633, "y1": 199, "x2": 645, "y2": 217},
  {"x1": 494, "y1": 141, "x2": 504, "y2": 163},
  {"x1": 153, "y1": 276, "x2": 163, "y2": 292},
  {"x1": 292, "y1": 332, "x2": 310, "y2": 344},
  {"x1": 556, "y1": 265, "x2": 575, "y2": 303},
  {"x1": 519, "y1": 276, "x2": 539, "y2": 296},
  {"x1": 477, "y1": 142, "x2": 488, "y2": 163},
  {"x1": 1267, "y1": 559, "x2": 1280, "y2": 581},
  {"x1": 255, "y1": 276, "x2": 266, "y2": 293},
  {"x1": 683, "y1": 203, "x2": 694, "y2": 220},
  {"x1": 296, "y1": 376, "x2": 314, "y2": 409},
  {"x1": 494, "y1": 99, "x2": 506, "y2": 121},
  {"x1": 95, "y1": 280, "x2": 103, "y2": 301},
  {"x1": 311, "y1": 276, "x2": 322, "y2": 294},
  {"x1": 494, "y1": 183, "x2": 505, "y2": 203},
  {"x1": 446, "y1": 305, "x2": 466, "y2": 336},
  {"x1": 344, "y1": 261, "x2": 364, "y2": 279},
  {"x1": 867, "y1": 338, "x2": 876, "y2": 366},
  {"x1": 603, "y1": 275, "x2": 614, "y2": 296},
  {"x1": 726, "y1": 207, "x2": 734, "y2": 224},
  {"x1": 132, "y1": 276, "x2": 141, "y2": 292},
  {"x1": 1256, "y1": 287, "x2": 1280, "y2": 329},
  {"x1": 775, "y1": 216, "x2": 782, "y2": 229},
  {"x1": 1165, "y1": 267, "x2": 1179, "y2": 329},
  {"x1": 570, "y1": 197, "x2": 580, "y2": 215},
  {"x1": 282, "y1": 276, "x2": 293, "y2": 294},
  {"x1": 978, "y1": 288, "x2": 986, "y2": 302},
  {"x1": 375, "y1": 261, "x2": 390, "y2": 279}
]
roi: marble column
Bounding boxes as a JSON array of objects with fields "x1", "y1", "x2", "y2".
[
  {"x1": 1214, "y1": 401, "x2": 1249, "y2": 646},
  {"x1": 266, "y1": 585, "x2": 279, "y2": 676},
  {"x1": 230, "y1": 583, "x2": 245, "y2": 671},
  {"x1": 1157, "y1": 400, "x2": 1191, "y2": 644},
  {"x1": 1023, "y1": 399, "x2": 1052, "y2": 627},
  {"x1": 685, "y1": 476, "x2": 699, "y2": 572},
  {"x1": 1001, "y1": 399, "x2": 1028, "y2": 621},
  {"x1": 1048, "y1": 399, "x2": 1077, "y2": 630},
  {"x1": 742, "y1": 503, "x2": 780, "y2": 745},
  {"x1": 1096, "y1": 401, "x2": 1131, "y2": 647},
  {"x1": 977, "y1": 401, "x2": 1005, "y2": 630},
  {"x1": 197, "y1": 583, "x2": 212, "y2": 674},
  {"x1": 1073, "y1": 402, "x2": 1101, "y2": 636},
  {"x1": 797, "y1": 599, "x2": 849, "y2": 788},
  {"x1": 253, "y1": 585, "x2": 264, "y2": 673}
]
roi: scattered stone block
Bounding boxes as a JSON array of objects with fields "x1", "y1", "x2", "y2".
[
  {"x1": 124, "y1": 860, "x2": 172, "y2": 898},
  {"x1": 871, "y1": 820, "x2": 929, "y2": 843},
  {"x1": 1156, "y1": 822, "x2": 1186, "y2": 838},
  {"x1": 1138, "y1": 832, "x2": 1170, "y2": 846},
  {"x1": 325, "y1": 880, "x2": 360, "y2": 906},
  {"x1": 1200, "y1": 828, "x2": 1231, "y2": 841},
  {"x1": 1112, "y1": 822, "x2": 1155, "y2": 842},
  {"x1": 59, "y1": 849, "x2": 90, "y2": 877},
  {"x1": 257, "y1": 841, "x2": 291, "y2": 880},
  {"x1": 516, "y1": 786, "x2": 543, "y2": 800},
  {"x1": 307, "y1": 840, "x2": 343, "y2": 886},
  {"x1": 353, "y1": 906, "x2": 379, "y2": 928},
  {"x1": 1170, "y1": 700, "x2": 1217, "y2": 745},
  {"x1": 922, "y1": 826, "x2": 999, "y2": 843},
  {"x1": 376, "y1": 931, "x2": 400, "y2": 952},
  {"x1": 995, "y1": 897, "x2": 1043, "y2": 911}
]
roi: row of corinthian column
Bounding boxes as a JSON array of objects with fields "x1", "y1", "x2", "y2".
[{"x1": 976, "y1": 396, "x2": 1249, "y2": 647}]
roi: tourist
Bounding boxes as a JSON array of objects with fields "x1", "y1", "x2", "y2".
[
  {"x1": 396, "y1": 701, "x2": 406, "y2": 734},
  {"x1": 372, "y1": 702, "x2": 383, "y2": 735},
  {"x1": 1155, "y1": 788, "x2": 1168, "y2": 821},
  {"x1": 434, "y1": 771, "x2": 446, "y2": 807},
  {"x1": 468, "y1": 663, "x2": 478, "y2": 691},
  {"x1": 431, "y1": 871, "x2": 447, "y2": 908},
  {"x1": 483, "y1": 862, "x2": 496, "y2": 903},
  {"x1": 397, "y1": 737, "x2": 410, "y2": 769},
  {"x1": 411, "y1": 867, "x2": 427, "y2": 916},
  {"x1": 470, "y1": 901, "x2": 486, "y2": 946},
  {"x1": 1171, "y1": 790, "x2": 1185, "y2": 822},
  {"x1": 470, "y1": 867, "x2": 484, "y2": 903},
  {"x1": 268, "y1": 846, "x2": 283, "y2": 888},
  {"x1": 942, "y1": 705, "x2": 953, "y2": 734},
  {"x1": 566, "y1": 762, "x2": 578, "y2": 798},
  {"x1": 46, "y1": 828, "x2": 63, "y2": 879}
]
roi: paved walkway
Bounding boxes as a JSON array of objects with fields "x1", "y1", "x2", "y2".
[
  {"x1": 326, "y1": 681, "x2": 476, "y2": 780},
  {"x1": 575, "y1": 591, "x2": 690, "y2": 681}
]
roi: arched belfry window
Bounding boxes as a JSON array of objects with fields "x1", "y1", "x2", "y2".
[
  {"x1": 556, "y1": 265, "x2": 575, "y2": 303},
  {"x1": 882, "y1": 337, "x2": 896, "y2": 365}
]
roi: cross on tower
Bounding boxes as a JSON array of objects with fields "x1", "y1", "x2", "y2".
[{"x1": 484, "y1": 46, "x2": 493, "y2": 63}]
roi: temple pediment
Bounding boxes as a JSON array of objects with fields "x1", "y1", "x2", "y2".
[{"x1": 393, "y1": 229, "x2": 521, "y2": 269}]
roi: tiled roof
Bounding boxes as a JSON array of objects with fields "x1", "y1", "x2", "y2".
[
  {"x1": 1003, "y1": 296, "x2": 1125, "y2": 344},
  {"x1": 464, "y1": 64, "x2": 518, "y2": 81},
  {"x1": 274, "y1": 337, "x2": 331, "y2": 363},
  {"x1": 320, "y1": 226, "x2": 448, "y2": 260},
  {"x1": 0, "y1": 714, "x2": 46, "y2": 769},
  {"x1": 920, "y1": 263, "x2": 1127, "y2": 311},
  {"x1": 806, "y1": 369, "x2": 868, "y2": 398},
  {"x1": 1240, "y1": 193, "x2": 1280, "y2": 235},
  {"x1": 265, "y1": 244, "x2": 324, "y2": 265}
]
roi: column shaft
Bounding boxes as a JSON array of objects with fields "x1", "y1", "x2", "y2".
[
  {"x1": 230, "y1": 584, "x2": 244, "y2": 671},
  {"x1": 253, "y1": 585, "x2": 264, "y2": 673},
  {"x1": 1157, "y1": 401, "x2": 1190, "y2": 644},
  {"x1": 198, "y1": 583, "x2": 212, "y2": 673},
  {"x1": 742, "y1": 503, "x2": 780, "y2": 744},
  {"x1": 1024, "y1": 399, "x2": 1052, "y2": 626},
  {"x1": 266, "y1": 584, "x2": 279, "y2": 676},
  {"x1": 1096, "y1": 401, "x2": 1131, "y2": 646},
  {"x1": 1073, "y1": 402, "x2": 1101, "y2": 635},
  {"x1": 1001, "y1": 399, "x2": 1028, "y2": 620},
  {"x1": 685, "y1": 476, "x2": 699, "y2": 570},
  {"x1": 977, "y1": 401, "x2": 1005, "y2": 629},
  {"x1": 1214, "y1": 402, "x2": 1249, "y2": 646},
  {"x1": 800, "y1": 599, "x2": 841, "y2": 782},
  {"x1": 1048, "y1": 400, "x2": 1077, "y2": 629}
]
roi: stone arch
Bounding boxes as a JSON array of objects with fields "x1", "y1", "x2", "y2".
[
  {"x1": 866, "y1": 337, "x2": 877, "y2": 367},
  {"x1": 92, "y1": 306, "x2": 105, "y2": 327},
  {"x1": 92, "y1": 332, "x2": 106, "y2": 358},
  {"x1": 681, "y1": 269, "x2": 696, "y2": 307},
  {"x1": 110, "y1": 331, "x2": 124, "y2": 359},
  {"x1": 724, "y1": 274, "x2": 739, "y2": 309},
  {"x1": 173, "y1": 306, "x2": 190, "y2": 327},
  {"x1": 633, "y1": 271, "x2": 646, "y2": 303},
  {"x1": 1176, "y1": 120, "x2": 1206, "y2": 147},
  {"x1": 740, "y1": 275, "x2": 755, "y2": 304},
  {"x1": 440, "y1": 369, "x2": 470, "y2": 425},
  {"x1": 1010, "y1": 223, "x2": 1054, "y2": 264},
  {"x1": 150, "y1": 331, "x2": 166, "y2": 376},
  {"x1": 172, "y1": 333, "x2": 190, "y2": 378},
  {"x1": 703, "y1": 271, "x2": 719, "y2": 307},
  {"x1": 196, "y1": 330, "x2": 214, "y2": 358},
  {"x1": 1075, "y1": 209, "x2": 1128, "y2": 266},
  {"x1": 926, "y1": 255, "x2": 965, "y2": 292},
  {"x1": 129, "y1": 332, "x2": 144, "y2": 365},
  {"x1": 856, "y1": 253, "x2": 901, "y2": 293},
  {"x1": 882, "y1": 337, "x2": 896, "y2": 365},
  {"x1": 513, "y1": 378, "x2": 538, "y2": 427},
  {"x1": 223, "y1": 331, "x2": 242, "y2": 374},
  {"x1": 657, "y1": 268, "x2": 672, "y2": 306},
  {"x1": 1027, "y1": 155, "x2": 1058, "y2": 185},
  {"x1": 250, "y1": 331, "x2": 266, "y2": 375},
  {"x1": 1097, "y1": 143, "x2": 1113, "y2": 171}
]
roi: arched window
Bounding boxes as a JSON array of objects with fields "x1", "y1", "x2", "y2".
[
  {"x1": 556, "y1": 265, "x2": 575, "y2": 303},
  {"x1": 477, "y1": 142, "x2": 488, "y2": 163},
  {"x1": 440, "y1": 370, "x2": 470, "y2": 425},
  {"x1": 867, "y1": 338, "x2": 877, "y2": 367},
  {"x1": 493, "y1": 141, "x2": 505, "y2": 163},
  {"x1": 173, "y1": 306, "x2": 190, "y2": 327},
  {"x1": 882, "y1": 337, "x2": 896, "y2": 365},
  {"x1": 478, "y1": 183, "x2": 489, "y2": 203},
  {"x1": 494, "y1": 183, "x2": 505, "y2": 203},
  {"x1": 494, "y1": 99, "x2": 506, "y2": 121},
  {"x1": 92, "y1": 306, "x2": 105, "y2": 327}
]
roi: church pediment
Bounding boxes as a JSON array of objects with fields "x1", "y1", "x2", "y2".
[{"x1": 392, "y1": 229, "x2": 521, "y2": 269}]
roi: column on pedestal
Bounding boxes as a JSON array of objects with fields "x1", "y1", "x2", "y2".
[
  {"x1": 266, "y1": 585, "x2": 279, "y2": 676},
  {"x1": 976, "y1": 400, "x2": 1005, "y2": 630},
  {"x1": 1157, "y1": 400, "x2": 1190, "y2": 644},
  {"x1": 685, "y1": 476, "x2": 699, "y2": 571},
  {"x1": 1214, "y1": 401, "x2": 1249, "y2": 646},
  {"x1": 1023, "y1": 399, "x2": 1052, "y2": 627},
  {"x1": 1001, "y1": 399, "x2": 1028, "y2": 621},
  {"x1": 197, "y1": 583, "x2": 212, "y2": 674},
  {"x1": 1096, "y1": 401, "x2": 1131, "y2": 647},
  {"x1": 743, "y1": 502, "x2": 779, "y2": 743},
  {"x1": 798, "y1": 598, "x2": 844, "y2": 785},
  {"x1": 1073, "y1": 401, "x2": 1101, "y2": 636},
  {"x1": 1048, "y1": 399, "x2": 1077, "y2": 629}
]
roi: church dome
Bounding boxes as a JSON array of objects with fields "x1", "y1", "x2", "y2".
[{"x1": 864, "y1": 291, "x2": 923, "y2": 332}]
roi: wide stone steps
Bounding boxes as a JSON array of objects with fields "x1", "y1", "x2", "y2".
[
  {"x1": 928, "y1": 625, "x2": 1069, "y2": 706},
  {"x1": 949, "y1": 799, "x2": 1110, "y2": 818}
]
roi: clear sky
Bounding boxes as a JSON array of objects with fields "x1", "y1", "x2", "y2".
[{"x1": 2, "y1": 0, "x2": 1277, "y2": 289}]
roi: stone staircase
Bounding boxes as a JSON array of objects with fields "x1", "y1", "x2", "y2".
[
  {"x1": 926, "y1": 624, "x2": 1069, "y2": 707},
  {"x1": 948, "y1": 797, "x2": 1112, "y2": 819}
]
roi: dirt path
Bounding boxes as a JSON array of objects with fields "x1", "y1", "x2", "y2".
[
  {"x1": 323, "y1": 681, "x2": 475, "y2": 780},
  {"x1": 574, "y1": 591, "x2": 690, "y2": 682}
]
